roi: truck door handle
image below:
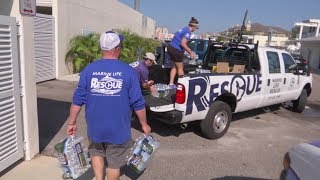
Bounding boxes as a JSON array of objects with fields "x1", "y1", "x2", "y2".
[
  {"x1": 284, "y1": 78, "x2": 286, "y2": 84},
  {"x1": 267, "y1": 79, "x2": 270, "y2": 86}
]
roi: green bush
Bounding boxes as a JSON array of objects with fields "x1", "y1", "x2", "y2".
[
  {"x1": 65, "y1": 30, "x2": 160, "y2": 73},
  {"x1": 65, "y1": 33, "x2": 102, "y2": 73},
  {"x1": 118, "y1": 29, "x2": 161, "y2": 64}
]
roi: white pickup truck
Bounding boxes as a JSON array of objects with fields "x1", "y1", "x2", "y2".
[{"x1": 145, "y1": 42, "x2": 312, "y2": 139}]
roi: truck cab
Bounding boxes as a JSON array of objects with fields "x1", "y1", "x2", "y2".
[{"x1": 187, "y1": 39, "x2": 210, "y2": 60}]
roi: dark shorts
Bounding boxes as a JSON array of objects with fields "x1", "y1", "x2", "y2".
[
  {"x1": 167, "y1": 44, "x2": 183, "y2": 63},
  {"x1": 88, "y1": 138, "x2": 134, "y2": 169}
]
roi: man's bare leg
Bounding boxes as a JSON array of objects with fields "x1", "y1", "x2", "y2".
[
  {"x1": 176, "y1": 62, "x2": 184, "y2": 76},
  {"x1": 107, "y1": 168, "x2": 121, "y2": 180},
  {"x1": 169, "y1": 65, "x2": 177, "y2": 85},
  {"x1": 91, "y1": 156, "x2": 105, "y2": 180}
]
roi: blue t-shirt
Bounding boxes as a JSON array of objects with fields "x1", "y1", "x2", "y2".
[
  {"x1": 129, "y1": 60, "x2": 149, "y2": 86},
  {"x1": 169, "y1": 27, "x2": 191, "y2": 51},
  {"x1": 73, "y1": 59, "x2": 145, "y2": 144}
]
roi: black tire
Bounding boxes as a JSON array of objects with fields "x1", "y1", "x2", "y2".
[
  {"x1": 200, "y1": 101, "x2": 232, "y2": 139},
  {"x1": 293, "y1": 89, "x2": 307, "y2": 113}
]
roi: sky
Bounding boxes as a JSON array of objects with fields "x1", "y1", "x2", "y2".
[{"x1": 119, "y1": 0, "x2": 320, "y2": 34}]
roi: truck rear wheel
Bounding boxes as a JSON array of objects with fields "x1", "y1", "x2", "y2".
[
  {"x1": 200, "y1": 101, "x2": 232, "y2": 139},
  {"x1": 292, "y1": 89, "x2": 307, "y2": 113}
]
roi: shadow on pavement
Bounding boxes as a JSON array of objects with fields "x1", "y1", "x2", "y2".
[
  {"x1": 121, "y1": 165, "x2": 144, "y2": 180},
  {"x1": 131, "y1": 106, "x2": 279, "y2": 139},
  {"x1": 232, "y1": 107, "x2": 273, "y2": 121},
  {"x1": 37, "y1": 98, "x2": 71, "y2": 153},
  {"x1": 212, "y1": 177, "x2": 269, "y2": 180},
  {"x1": 307, "y1": 101, "x2": 320, "y2": 111},
  {"x1": 75, "y1": 167, "x2": 95, "y2": 180},
  {"x1": 131, "y1": 115, "x2": 202, "y2": 138}
]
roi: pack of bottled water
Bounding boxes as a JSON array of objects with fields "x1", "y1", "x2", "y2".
[
  {"x1": 151, "y1": 83, "x2": 170, "y2": 98},
  {"x1": 184, "y1": 51, "x2": 199, "y2": 65},
  {"x1": 126, "y1": 134, "x2": 160, "y2": 174},
  {"x1": 54, "y1": 136, "x2": 91, "y2": 179},
  {"x1": 195, "y1": 65, "x2": 211, "y2": 74}
]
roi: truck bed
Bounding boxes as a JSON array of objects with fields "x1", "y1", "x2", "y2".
[
  {"x1": 144, "y1": 89, "x2": 175, "y2": 107},
  {"x1": 144, "y1": 89, "x2": 183, "y2": 124}
]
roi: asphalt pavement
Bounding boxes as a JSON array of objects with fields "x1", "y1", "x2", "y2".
[{"x1": 1, "y1": 72, "x2": 320, "y2": 180}]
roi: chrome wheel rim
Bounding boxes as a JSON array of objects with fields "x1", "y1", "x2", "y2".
[{"x1": 213, "y1": 110, "x2": 228, "y2": 133}]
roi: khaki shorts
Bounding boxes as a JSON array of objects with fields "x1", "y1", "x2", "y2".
[{"x1": 88, "y1": 138, "x2": 134, "y2": 169}]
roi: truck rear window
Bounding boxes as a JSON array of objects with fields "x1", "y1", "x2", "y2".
[{"x1": 204, "y1": 45, "x2": 260, "y2": 73}]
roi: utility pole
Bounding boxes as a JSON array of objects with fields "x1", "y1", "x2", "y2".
[{"x1": 134, "y1": 0, "x2": 140, "y2": 12}]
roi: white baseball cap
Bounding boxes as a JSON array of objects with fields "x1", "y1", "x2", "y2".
[
  {"x1": 100, "y1": 31, "x2": 124, "y2": 50},
  {"x1": 143, "y1": 52, "x2": 157, "y2": 64}
]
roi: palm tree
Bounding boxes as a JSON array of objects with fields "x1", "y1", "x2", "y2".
[
  {"x1": 118, "y1": 30, "x2": 161, "y2": 63},
  {"x1": 65, "y1": 30, "x2": 161, "y2": 73},
  {"x1": 65, "y1": 33, "x2": 101, "y2": 73}
]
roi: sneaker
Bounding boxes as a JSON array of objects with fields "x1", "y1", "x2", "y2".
[{"x1": 168, "y1": 84, "x2": 177, "y2": 89}]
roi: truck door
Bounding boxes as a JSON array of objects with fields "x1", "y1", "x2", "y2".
[
  {"x1": 281, "y1": 53, "x2": 300, "y2": 101},
  {"x1": 261, "y1": 51, "x2": 286, "y2": 106}
]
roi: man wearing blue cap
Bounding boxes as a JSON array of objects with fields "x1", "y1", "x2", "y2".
[{"x1": 66, "y1": 31, "x2": 151, "y2": 180}]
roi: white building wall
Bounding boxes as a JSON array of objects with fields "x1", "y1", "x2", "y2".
[
  {"x1": 145, "y1": 16, "x2": 156, "y2": 38},
  {"x1": 300, "y1": 42, "x2": 320, "y2": 70},
  {"x1": 253, "y1": 35, "x2": 289, "y2": 47},
  {"x1": 36, "y1": 0, "x2": 52, "y2": 7},
  {"x1": 53, "y1": 0, "x2": 156, "y2": 77},
  {"x1": 0, "y1": 0, "x2": 39, "y2": 160}
]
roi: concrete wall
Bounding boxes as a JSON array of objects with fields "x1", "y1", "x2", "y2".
[
  {"x1": 53, "y1": 0, "x2": 156, "y2": 77},
  {"x1": 300, "y1": 42, "x2": 320, "y2": 70},
  {"x1": 0, "y1": 0, "x2": 39, "y2": 160},
  {"x1": 36, "y1": 0, "x2": 52, "y2": 7},
  {"x1": 0, "y1": 0, "x2": 15, "y2": 15},
  {"x1": 254, "y1": 35, "x2": 289, "y2": 47}
]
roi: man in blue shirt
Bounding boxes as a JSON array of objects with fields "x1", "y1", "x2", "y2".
[
  {"x1": 167, "y1": 17, "x2": 199, "y2": 88},
  {"x1": 66, "y1": 31, "x2": 151, "y2": 180},
  {"x1": 130, "y1": 52, "x2": 156, "y2": 92}
]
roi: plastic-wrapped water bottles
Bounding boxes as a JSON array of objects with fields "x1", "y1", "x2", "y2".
[
  {"x1": 151, "y1": 83, "x2": 170, "y2": 98},
  {"x1": 126, "y1": 134, "x2": 160, "y2": 174},
  {"x1": 54, "y1": 136, "x2": 91, "y2": 179},
  {"x1": 195, "y1": 65, "x2": 211, "y2": 74},
  {"x1": 184, "y1": 51, "x2": 199, "y2": 65}
]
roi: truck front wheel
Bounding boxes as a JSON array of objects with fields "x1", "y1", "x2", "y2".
[
  {"x1": 292, "y1": 89, "x2": 307, "y2": 113},
  {"x1": 200, "y1": 101, "x2": 232, "y2": 139}
]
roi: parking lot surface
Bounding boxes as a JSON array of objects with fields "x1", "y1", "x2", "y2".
[{"x1": 36, "y1": 74, "x2": 320, "y2": 179}]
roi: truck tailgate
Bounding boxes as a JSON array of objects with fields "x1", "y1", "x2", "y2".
[{"x1": 144, "y1": 89, "x2": 184, "y2": 124}]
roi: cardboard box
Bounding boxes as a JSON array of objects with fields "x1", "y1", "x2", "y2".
[
  {"x1": 232, "y1": 65, "x2": 245, "y2": 73},
  {"x1": 217, "y1": 62, "x2": 230, "y2": 73}
]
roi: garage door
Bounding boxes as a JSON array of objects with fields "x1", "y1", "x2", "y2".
[
  {"x1": 34, "y1": 13, "x2": 55, "y2": 83},
  {"x1": 0, "y1": 15, "x2": 24, "y2": 172}
]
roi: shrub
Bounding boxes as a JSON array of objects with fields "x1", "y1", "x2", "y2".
[
  {"x1": 117, "y1": 29, "x2": 160, "y2": 63},
  {"x1": 65, "y1": 30, "x2": 160, "y2": 73},
  {"x1": 65, "y1": 33, "x2": 102, "y2": 73}
]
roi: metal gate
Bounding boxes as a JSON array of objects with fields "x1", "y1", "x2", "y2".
[
  {"x1": 34, "y1": 13, "x2": 55, "y2": 83},
  {"x1": 0, "y1": 15, "x2": 24, "y2": 172}
]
